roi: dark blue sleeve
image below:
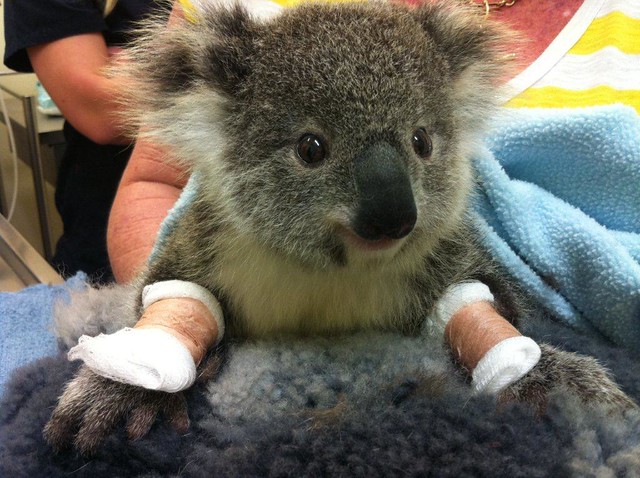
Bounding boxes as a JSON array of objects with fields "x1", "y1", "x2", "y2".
[{"x1": 3, "y1": 0, "x2": 107, "y2": 72}]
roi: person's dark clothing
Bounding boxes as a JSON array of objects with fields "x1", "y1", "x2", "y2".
[{"x1": 4, "y1": 0, "x2": 168, "y2": 282}]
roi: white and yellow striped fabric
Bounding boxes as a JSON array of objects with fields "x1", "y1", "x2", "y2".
[{"x1": 506, "y1": 0, "x2": 640, "y2": 114}]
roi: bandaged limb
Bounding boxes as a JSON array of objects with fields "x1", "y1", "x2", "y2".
[
  {"x1": 68, "y1": 280, "x2": 224, "y2": 393},
  {"x1": 431, "y1": 281, "x2": 541, "y2": 394}
]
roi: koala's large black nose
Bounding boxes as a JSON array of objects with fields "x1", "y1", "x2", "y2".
[{"x1": 352, "y1": 142, "x2": 417, "y2": 241}]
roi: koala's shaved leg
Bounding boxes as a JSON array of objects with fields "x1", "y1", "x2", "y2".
[
  {"x1": 68, "y1": 283, "x2": 224, "y2": 393},
  {"x1": 135, "y1": 297, "x2": 220, "y2": 366},
  {"x1": 432, "y1": 282, "x2": 541, "y2": 394},
  {"x1": 445, "y1": 302, "x2": 541, "y2": 394},
  {"x1": 46, "y1": 280, "x2": 226, "y2": 454}
]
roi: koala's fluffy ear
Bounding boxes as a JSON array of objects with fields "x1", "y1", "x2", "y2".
[
  {"x1": 122, "y1": 1, "x2": 284, "y2": 100},
  {"x1": 412, "y1": 2, "x2": 517, "y2": 127},
  {"x1": 183, "y1": 0, "x2": 282, "y2": 24},
  {"x1": 414, "y1": 2, "x2": 514, "y2": 81},
  {"x1": 112, "y1": 3, "x2": 279, "y2": 159},
  {"x1": 175, "y1": 0, "x2": 282, "y2": 96},
  {"x1": 194, "y1": 5, "x2": 257, "y2": 97},
  {"x1": 114, "y1": 2, "x2": 278, "y2": 142}
]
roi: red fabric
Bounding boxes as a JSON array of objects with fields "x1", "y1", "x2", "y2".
[{"x1": 492, "y1": 0, "x2": 585, "y2": 72}]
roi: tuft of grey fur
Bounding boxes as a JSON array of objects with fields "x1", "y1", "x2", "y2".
[
  {"x1": 53, "y1": 282, "x2": 139, "y2": 349},
  {"x1": 500, "y1": 344, "x2": 639, "y2": 413},
  {"x1": 44, "y1": 0, "x2": 637, "y2": 455}
]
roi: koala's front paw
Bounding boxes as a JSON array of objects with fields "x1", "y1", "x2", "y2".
[
  {"x1": 500, "y1": 344, "x2": 638, "y2": 415},
  {"x1": 44, "y1": 366, "x2": 189, "y2": 455}
]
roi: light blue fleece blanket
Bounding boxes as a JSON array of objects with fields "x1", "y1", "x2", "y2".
[
  {"x1": 473, "y1": 104, "x2": 640, "y2": 351},
  {"x1": 0, "y1": 274, "x2": 87, "y2": 394}
]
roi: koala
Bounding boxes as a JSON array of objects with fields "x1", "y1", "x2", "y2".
[{"x1": 44, "y1": 0, "x2": 637, "y2": 455}]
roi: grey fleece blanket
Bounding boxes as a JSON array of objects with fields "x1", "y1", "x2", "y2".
[{"x1": 1, "y1": 282, "x2": 640, "y2": 477}]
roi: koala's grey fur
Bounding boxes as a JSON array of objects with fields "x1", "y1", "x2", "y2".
[
  {"x1": 124, "y1": 0, "x2": 516, "y2": 338},
  {"x1": 44, "y1": 0, "x2": 637, "y2": 454}
]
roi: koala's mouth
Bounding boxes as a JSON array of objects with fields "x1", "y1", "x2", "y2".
[{"x1": 337, "y1": 225, "x2": 407, "y2": 253}]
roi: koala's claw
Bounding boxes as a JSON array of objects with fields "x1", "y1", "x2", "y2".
[
  {"x1": 499, "y1": 344, "x2": 638, "y2": 415},
  {"x1": 43, "y1": 366, "x2": 189, "y2": 455}
]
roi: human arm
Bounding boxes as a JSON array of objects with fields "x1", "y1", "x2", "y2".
[
  {"x1": 106, "y1": 0, "x2": 192, "y2": 283},
  {"x1": 107, "y1": 139, "x2": 187, "y2": 283},
  {"x1": 27, "y1": 33, "x2": 130, "y2": 145}
]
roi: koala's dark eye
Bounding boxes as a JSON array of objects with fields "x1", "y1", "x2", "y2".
[
  {"x1": 296, "y1": 134, "x2": 326, "y2": 165},
  {"x1": 412, "y1": 128, "x2": 433, "y2": 158}
]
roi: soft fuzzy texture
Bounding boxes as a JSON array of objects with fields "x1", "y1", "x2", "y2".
[
  {"x1": 473, "y1": 104, "x2": 640, "y2": 351},
  {"x1": 1, "y1": 103, "x2": 639, "y2": 475},
  {"x1": 1, "y1": 283, "x2": 639, "y2": 477},
  {"x1": 0, "y1": 274, "x2": 86, "y2": 395}
]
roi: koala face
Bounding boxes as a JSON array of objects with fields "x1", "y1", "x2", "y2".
[
  {"x1": 224, "y1": 6, "x2": 462, "y2": 269},
  {"x1": 123, "y1": 1, "x2": 508, "y2": 271}
]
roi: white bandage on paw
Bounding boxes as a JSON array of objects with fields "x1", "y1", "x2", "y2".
[
  {"x1": 471, "y1": 336, "x2": 542, "y2": 395},
  {"x1": 68, "y1": 327, "x2": 197, "y2": 393},
  {"x1": 142, "y1": 279, "x2": 225, "y2": 342},
  {"x1": 429, "y1": 280, "x2": 542, "y2": 395},
  {"x1": 431, "y1": 281, "x2": 495, "y2": 330},
  {"x1": 68, "y1": 280, "x2": 224, "y2": 393}
]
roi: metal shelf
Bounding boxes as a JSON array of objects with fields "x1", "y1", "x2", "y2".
[
  {"x1": 0, "y1": 72, "x2": 65, "y2": 260},
  {"x1": 0, "y1": 213, "x2": 63, "y2": 291}
]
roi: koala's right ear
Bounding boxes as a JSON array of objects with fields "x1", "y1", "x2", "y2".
[
  {"x1": 180, "y1": 0, "x2": 283, "y2": 25},
  {"x1": 112, "y1": 2, "x2": 282, "y2": 145},
  {"x1": 180, "y1": 0, "x2": 283, "y2": 97},
  {"x1": 123, "y1": 1, "x2": 282, "y2": 101},
  {"x1": 193, "y1": 4, "x2": 257, "y2": 98}
]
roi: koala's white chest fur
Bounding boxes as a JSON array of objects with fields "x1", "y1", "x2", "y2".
[{"x1": 212, "y1": 236, "x2": 414, "y2": 337}]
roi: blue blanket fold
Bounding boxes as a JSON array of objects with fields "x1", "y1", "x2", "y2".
[
  {"x1": 0, "y1": 274, "x2": 87, "y2": 394},
  {"x1": 473, "y1": 104, "x2": 640, "y2": 350}
]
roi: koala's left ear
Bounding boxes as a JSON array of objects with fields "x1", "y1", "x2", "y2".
[
  {"x1": 412, "y1": 2, "x2": 517, "y2": 125},
  {"x1": 412, "y1": 2, "x2": 515, "y2": 84}
]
